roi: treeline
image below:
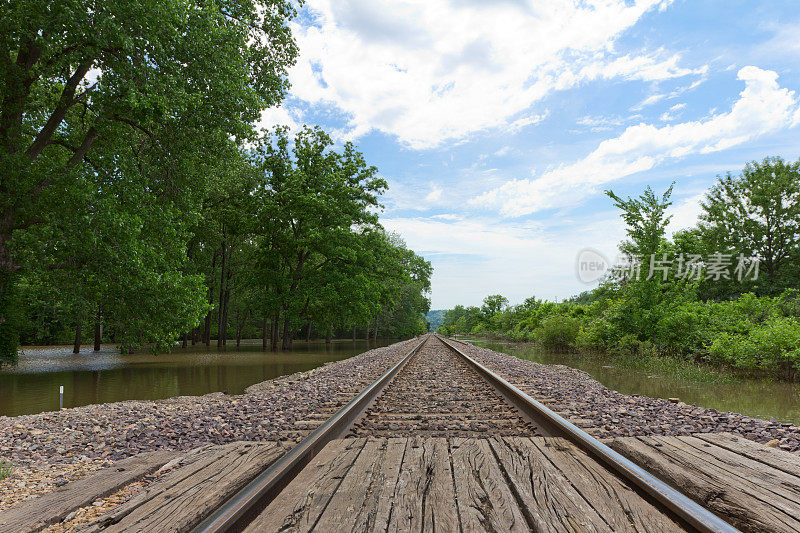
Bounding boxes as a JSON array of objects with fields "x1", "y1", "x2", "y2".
[
  {"x1": 439, "y1": 157, "x2": 800, "y2": 378},
  {"x1": 0, "y1": 1, "x2": 430, "y2": 365}
]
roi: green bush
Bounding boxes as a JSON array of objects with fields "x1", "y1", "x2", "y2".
[
  {"x1": 708, "y1": 317, "x2": 800, "y2": 371},
  {"x1": 534, "y1": 315, "x2": 580, "y2": 350}
]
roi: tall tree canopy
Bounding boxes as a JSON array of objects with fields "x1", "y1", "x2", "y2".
[{"x1": 0, "y1": 0, "x2": 299, "y2": 363}]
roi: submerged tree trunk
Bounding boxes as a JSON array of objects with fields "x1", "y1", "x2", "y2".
[
  {"x1": 270, "y1": 316, "x2": 280, "y2": 351},
  {"x1": 262, "y1": 317, "x2": 268, "y2": 350},
  {"x1": 73, "y1": 322, "x2": 82, "y2": 354},
  {"x1": 93, "y1": 307, "x2": 102, "y2": 351}
]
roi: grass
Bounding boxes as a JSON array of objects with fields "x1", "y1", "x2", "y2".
[
  {"x1": 610, "y1": 352, "x2": 740, "y2": 385},
  {"x1": 0, "y1": 460, "x2": 13, "y2": 481},
  {"x1": 472, "y1": 336, "x2": 741, "y2": 385}
]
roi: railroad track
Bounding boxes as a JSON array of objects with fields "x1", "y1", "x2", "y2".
[{"x1": 192, "y1": 333, "x2": 739, "y2": 533}]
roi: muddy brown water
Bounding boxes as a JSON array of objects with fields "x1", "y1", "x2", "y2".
[
  {"x1": 470, "y1": 338, "x2": 800, "y2": 425},
  {"x1": 0, "y1": 339, "x2": 391, "y2": 417}
]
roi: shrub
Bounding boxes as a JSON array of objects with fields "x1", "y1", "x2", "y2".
[
  {"x1": 534, "y1": 315, "x2": 580, "y2": 350},
  {"x1": 708, "y1": 317, "x2": 800, "y2": 372}
]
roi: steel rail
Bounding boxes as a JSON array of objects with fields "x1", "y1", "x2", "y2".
[
  {"x1": 434, "y1": 334, "x2": 740, "y2": 533},
  {"x1": 191, "y1": 336, "x2": 429, "y2": 533}
]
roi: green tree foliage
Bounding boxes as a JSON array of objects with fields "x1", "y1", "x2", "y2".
[
  {"x1": 605, "y1": 183, "x2": 674, "y2": 257},
  {"x1": 3, "y1": 2, "x2": 433, "y2": 364},
  {"x1": 699, "y1": 157, "x2": 800, "y2": 295},
  {"x1": 426, "y1": 310, "x2": 446, "y2": 332},
  {"x1": 180, "y1": 127, "x2": 432, "y2": 352},
  {"x1": 0, "y1": 0, "x2": 299, "y2": 363},
  {"x1": 481, "y1": 294, "x2": 508, "y2": 318}
]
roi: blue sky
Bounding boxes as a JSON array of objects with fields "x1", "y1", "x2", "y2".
[{"x1": 261, "y1": 0, "x2": 800, "y2": 309}]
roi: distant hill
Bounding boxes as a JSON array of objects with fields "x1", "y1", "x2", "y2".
[{"x1": 426, "y1": 309, "x2": 447, "y2": 331}]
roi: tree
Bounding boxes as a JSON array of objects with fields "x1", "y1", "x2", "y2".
[
  {"x1": 0, "y1": 0, "x2": 299, "y2": 364},
  {"x1": 251, "y1": 126, "x2": 387, "y2": 348},
  {"x1": 605, "y1": 184, "x2": 678, "y2": 341},
  {"x1": 605, "y1": 183, "x2": 674, "y2": 258},
  {"x1": 699, "y1": 157, "x2": 800, "y2": 294},
  {"x1": 481, "y1": 294, "x2": 508, "y2": 318}
]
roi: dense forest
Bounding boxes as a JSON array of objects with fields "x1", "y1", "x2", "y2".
[
  {"x1": 438, "y1": 157, "x2": 800, "y2": 378},
  {"x1": 0, "y1": 1, "x2": 431, "y2": 366}
]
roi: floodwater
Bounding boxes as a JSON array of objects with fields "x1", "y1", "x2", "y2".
[
  {"x1": 0, "y1": 339, "x2": 390, "y2": 417},
  {"x1": 470, "y1": 339, "x2": 800, "y2": 425}
]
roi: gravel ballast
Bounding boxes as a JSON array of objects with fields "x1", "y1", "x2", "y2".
[
  {"x1": 456, "y1": 339, "x2": 800, "y2": 452},
  {"x1": 2, "y1": 335, "x2": 799, "y2": 511}
]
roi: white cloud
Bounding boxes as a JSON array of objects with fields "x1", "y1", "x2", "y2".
[
  {"x1": 258, "y1": 105, "x2": 302, "y2": 133},
  {"x1": 667, "y1": 192, "x2": 706, "y2": 234},
  {"x1": 288, "y1": 0, "x2": 701, "y2": 148},
  {"x1": 425, "y1": 186, "x2": 443, "y2": 202},
  {"x1": 382, "y1": 214, "x2": 624, "y2": 307},
  {"x1": 475, "y1": 66, "x2": 800, "y2": 216},
  {"x1": 577, "y1": 114, "x2": 634, "y2": 132}
]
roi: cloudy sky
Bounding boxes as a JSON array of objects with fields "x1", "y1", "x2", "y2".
[{"x1": 262, "y1": 0, "x2": 800, "y2": 309}]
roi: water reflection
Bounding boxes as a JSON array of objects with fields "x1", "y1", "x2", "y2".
[
  {"x1": 470, "y1": 339, "x2": 800, "y2": 425},
  {"x1": 0, "y1": 340, "x2": 390, "y2": 417}
]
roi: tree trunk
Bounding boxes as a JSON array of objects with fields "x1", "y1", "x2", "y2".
[
  {"x1": 93, "y1": 307, "x2": 102, "y2": 352},
  {"x1": 182, "y1": 333, "x2": 188, "y2": 348},
  {"x1": 217, "y1": 241, "x2": 227, "y2": 349},
  {"x1": 352, "y1": 325, "x2": 356, "y2": 342},
  {"x1": 373, "y1": 320, "x2": 379, "y2": 341},
  {"x1": 73, "y1": 322, "x2": 82, "y2": 354},
  {"x1": 306, "y1": 320, "x2": 312, "y2": 343},
  {"x1": 282, "y1": 314, "x2": 291, "y2": 350},
  {"x1": 262, "y1": 317, "x2": 268, "y2": 350},
  {"x1": 203, "y1": 252, "x2": 217, "y2": 346},
  {"x1": 0, "y1": 240, "x2": 20, "y2": 365},
  {"x1": 325, "y1": 325, "x2": 332, "y2": 345},
  {"x1": 270, "y1": 317, "x2": 279, "y2": 351}
]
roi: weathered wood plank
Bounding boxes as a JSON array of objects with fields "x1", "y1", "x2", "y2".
[
  {"x1": 244, "y1": 438, "x2": 365, "y2": 532},
  {"x1": 87, "y1": 441, "x2": 286, "y2": 533},
  {"x1": 647, "y1": 435, "x2": 800, "y2": 523},
  {"x1": 312, "y1": 439, "x2": 390, "y2": 530},
  {"x1": 672, "y1": 436, "x2": 800, "y2": 503},
  {"x1": 451, "y1": 437, "x2": 527, "y2": 532},
  {"x1": 609, "y1": 435, "x2": 800, "y2": 533},
  {"x1": 530, "y1": 437, "x2": 683, "y2": 532},
  {"x1": 385, "y1": 436, "x2": 458, "y2": 532},
  {"x1": 0, "y1": 450, "x2": 178, "y2": 533},
  {"x1": 367, "y1": 438, "x2": 408, "y2": 532},
  {"x1": 489, "y1": 436, "x2": 607, "y2": 532},
  {"x1": 313, "y1": 438, "x2": 408, "y2": 532},
  {"x1": 694, "y1": 433, "x2": 800, "y2": 478}
]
